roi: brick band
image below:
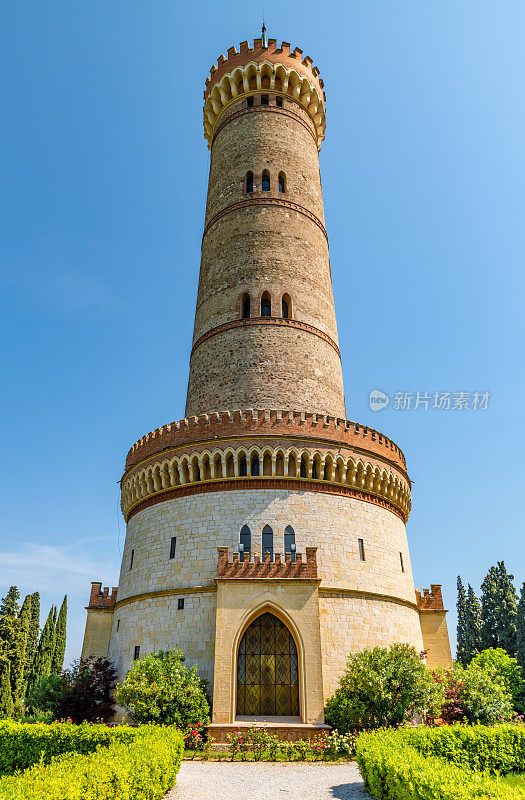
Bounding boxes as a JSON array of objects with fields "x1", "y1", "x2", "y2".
[
  {"x1": 202, "y1": 197, "x2": 328, "y2": 243},
  {"x1": 190, "y1": 317, "x2": 341, "y2": 358}
]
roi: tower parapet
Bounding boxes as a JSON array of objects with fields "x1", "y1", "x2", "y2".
[{"x1": 203, "y1": 39, "x2": 326, "y2": 149}]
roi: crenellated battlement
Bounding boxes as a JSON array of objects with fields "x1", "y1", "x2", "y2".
[
  {"x1": 416, "y1": 584, "x2": 445, "y2": 611},
  {"x1": 124, "y1": 409, "x2": 407, "y2": 472},
  {"x1": 203, "y1": 38, "x2": 327, "y2": 149},
  {"x1": 217, "y1": 546, "x2": 318, "y2": 580},
  {"x1": 205, "y1": 39, "x2": 325, "y2": 97},
  {"x1": 88, "y1": 582, "x2": 118, "y2": 610}
]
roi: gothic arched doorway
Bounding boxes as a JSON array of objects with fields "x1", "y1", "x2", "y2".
[{"x1": 236, "y1": 612, "x2": 299, "y2": 716}]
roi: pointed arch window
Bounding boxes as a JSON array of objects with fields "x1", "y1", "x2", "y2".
[
  {"x1": 251, "y1": 455, "x2": 260, "y2": 476},
  {"x1": 261, "y1": 292, "x2": 271, "y2": 317},
  {"x1": 240, "y1": 525, "x2": 251, "y2": 562},
  {"x1": 242, "y1": 293, "x2": 251, "y2": 319},
  {"x1": 300, "y1": 457, "x2": 307, "y2": 478},
  {"x1": 262, "y1": 170, "x2": 270, "y2": 191},
  {"x1": 246, "y1": 171, "x2": 254, "y2": 193},
  {"x1": 239, "y1": 456, "x2": 248, "y2": 477},
  {"x1": 282, "y1": 293, "x2": 291, "y2": 319},
  {"x1": 278, "y1": 172, "x2": 286, "y2": 193},
  {"x1": 262, "y1": 525, "x2": 273, "y2": 562},
  {"x1": 284, "y1": 525, "x2": 296, "y2": 561}
]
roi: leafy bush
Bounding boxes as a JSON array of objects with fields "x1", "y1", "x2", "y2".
[
  {"x1": 471, "y1": 648, "x2": 523, "y2": 710},
  {"x1": 356, "y1": 728, "x2": 523, "y2": 800},
  {"x1": 324, "y1": 644, "x2": 442, "y2": 732},
  {"x1": 433, "y1": 661, "x2": 514, "y2": 725},
  {"x1": 27, "y1": 657, "x2": 117, "y2": 723},
  {"x1": 115, "y1": 648, "x2": 210, "y2": 727},
  {"x1": 0, "y1": 719, "x2": 134, "y2": 776},
  {"x1": 0, "y1": 724, "x2": 184, "y2": 800}
]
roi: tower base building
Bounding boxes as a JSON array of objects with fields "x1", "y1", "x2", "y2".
[{"x1": 82, "y1": 34, "x2": 452, "y2": 735}]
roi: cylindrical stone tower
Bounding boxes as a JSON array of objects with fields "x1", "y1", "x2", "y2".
[{"x1": 82, "y1": 34, "x2": 451, "y2": 734}]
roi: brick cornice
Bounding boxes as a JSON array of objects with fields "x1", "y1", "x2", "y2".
[
  {"x1": 125, "y1": 478, "x2": 407, "y2": 524},
  {"x1": 212, "y1": 102, "x2": 317, "y2": 149},
  {"x1": 191, "y1": 317, "x2": 340, "y2": 358},
  {"x1": 125, "y1": 410, "x2": 407, "y2": 473},
  {"x1": 202, "y1": 197, "x2": 327, "y2": 243}
]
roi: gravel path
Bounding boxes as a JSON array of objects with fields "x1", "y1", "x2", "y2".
[{"x1": 165, "y1": 760, "x2": 372, "y2": 800}]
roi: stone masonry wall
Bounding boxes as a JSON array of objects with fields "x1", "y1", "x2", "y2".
[
  {"x1": 109, "y1": 489, "x2": 423, "y2": 697},
  {"x1": 185, "y1": 94, "x2": 345, "y2": 419}
]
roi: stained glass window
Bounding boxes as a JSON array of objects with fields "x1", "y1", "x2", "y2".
[{"x1": 236, "y1": 612, "x2": 299, "y2": 716}]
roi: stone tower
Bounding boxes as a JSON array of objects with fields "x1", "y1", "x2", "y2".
[{"x1": 82, "y1": 34, "x2": 452, "y2": 736}]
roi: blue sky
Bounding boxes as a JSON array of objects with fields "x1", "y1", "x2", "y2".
[{"x1": 1, "y1": 1, "x2": 524, "y2": 665}]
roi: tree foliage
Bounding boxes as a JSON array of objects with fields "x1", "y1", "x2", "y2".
[
  {"x1": 115, "y1": 649, "x2": 210, "y2": 727},
  {"x1": 456, "y1": 577, "x2": 468, "y2": 665},
  {"x1": 27, "y1": 657, "x2": 117, "y2": 723},
  {"x1": 10, "y1": 595, "x2": 31, "y2": 705},
  {"x1": 0, "y1": 656, "x2": 14, "y2": 719},
  {"x1": 470, "y1": 647, "x2": 522, "y2": 709},
  {"x1": 480, "y1": 561, "x2": 518, "y2": 656},
  {"x1": 324, "y1": 644, "x2": 442, "y2": 732},
  {"x1": 517, "y1": 582, "x2": 525, "y2": 674},
  {"x1": 26, "y1": 605, "x2": 56, "y2": 702},
  {"x1": 51, "y1": 596, "x2": 67, "y2": 675},
  {"x1": 24, "y1": 593, "x2": 40, "y2": 683}
]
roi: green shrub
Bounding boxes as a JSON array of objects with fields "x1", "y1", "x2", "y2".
[
  {"x1": 471, "y1": 648, "x2": 523, "y2": 710},
  {"x1": 0, "y1": 720, "x2": 135, "y2": 776},
  {"x1": 355, "y1": 725, "x2": 525, "y2": 800},
  {"x1": 0, "y1": 725, "x2": 184, "y2": 800},
  {"x1": 324, "y1": 644, "x2": 442, "y2": 732},
  {"x1": 115, "y1": 649, "x2": 210, "y2": 727}
]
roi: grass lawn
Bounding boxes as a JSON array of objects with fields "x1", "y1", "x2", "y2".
[{"x1": 501, "y1": 773, "x2": 525, "y2": 792}]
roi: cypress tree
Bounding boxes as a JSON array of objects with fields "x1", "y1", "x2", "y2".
[
  {"x1": 517, "y1": 582, "x2": 525, "y2": 674},
  {"x1": 481, "y1": 561, "x2": 518, "y2": 655},
  {"x1": 464, "y1": 584, "x2": 483, "y2": 662},
  {"x1": 481, "y1": 564, "x2": 499, "y2": 650},
  {"x1": 0, "y1": 586, "x2": 21, "y2": 659},
  {"x1": 456, "y1": 576, "x2": 468, "y2": 664},
  {"x1": 10, "y1": 595, "x2": 32, "y2": 704},
  {"x1": 24, "y1": 592, "x2": 40, "y2": 683},
  {"x1": 26, "y1": 605, "x2": 57, "y2": 698},
  {"x1": 51, "y1": 596, "x2": 67, "y2": 675},
  {"x1": 0, "y1": 655, "x2": 14, "y2": 718}
]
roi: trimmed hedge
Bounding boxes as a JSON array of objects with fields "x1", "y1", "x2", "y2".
[
  {"x1": 0, "y1": 724, "x2": 184, "y2": 800},
  {"x1": 0, "y1": 721, "x2": 135, "y2": 776},
  {"x1": 356, "y1": 725, "x2": 525, "y2": 800}
]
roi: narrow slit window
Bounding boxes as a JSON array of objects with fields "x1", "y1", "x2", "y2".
[
  {"x1": 242, "y1": 293, "x2": 251, "y2": 318},
  {"x1": 278, "y1": 172, "x2": 286, "y2": 193},
  {"x1": 262, "y1": 525, "x2": 274, "y2": 562},
  {"x1": 240, "y1": 525, "x2": 251, "y2": 561},
  {"x1": 276, "y1": 96, "x2": 283, "y2": 108},
  {"x1": 246, "y1": 171, "x2": 254, "y2": 193},
  {"x1": 261, "y1": 94, "x2": 269, "y2": 105},
  {"x1": 170, "y1": 537, "x2": 177, "y2": 559},
  {"x1": 400, "y1": 552, "x2": 405, "y2": 572},
  {"x1": 134, "y1": 645, "x2": 140, "y2": 660},
  {"x1": 284, "y1": 525, "x2": 295, "y2": 556},
  {"x1": 129, "y1": 549, "x2": 134, "y2": 570},
  {"x1": 282, "y1": 294, "x2": 291, "y2": 319},
  {"x1": 358, "y1": 538, "x2": 365, "y2": 562},
  {"x1": 262, "y1": 170, "x2": 270, "y2": 191},
  {"x1": 246, "y1": 96, "x2": 254, "y2": 108},
  {"x1": 116, "y1": 619, "x2": 120, "y2": 632},
  {"x1": 261, "y1": 293, "x2": 271, "y2": 317},
  {"x1": 177, "y1": 598, "x2": 185, "y2": 610}
]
